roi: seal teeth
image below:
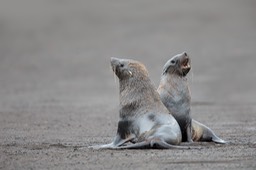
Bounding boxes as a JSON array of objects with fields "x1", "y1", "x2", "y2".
[
  {"x1": 182, "y1": 58, "x2": 190, "y2": 69},
  {"x1": 184, "y1": 63, "x2": 189, "y2": 68}
]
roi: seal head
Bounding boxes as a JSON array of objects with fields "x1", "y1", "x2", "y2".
[
  {"x1": 111, "y1": 57, "x2": 148, "y2": 80},
  {"x1": 162, "y1": 52, "x2": 191, "y2": 77}
]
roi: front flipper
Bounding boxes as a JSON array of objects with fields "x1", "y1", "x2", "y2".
[
  {"x1": 186, "y1": 123, "x2": 193, "y2": 143},
  {"x1": 88, "y1": 142, "x2": 116, "y2": 150}
]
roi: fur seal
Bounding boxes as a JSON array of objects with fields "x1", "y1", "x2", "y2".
[
  {"x1": 90, "y1": 57, "x2": 187, "y2": 149},
  {"x1": 158, "y1": 52, "x2": 226, "y2": 144}
]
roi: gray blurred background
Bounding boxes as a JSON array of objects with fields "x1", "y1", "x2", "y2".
[{"x1": 1, "y1": 0, "x2": 255, "y2": 107}]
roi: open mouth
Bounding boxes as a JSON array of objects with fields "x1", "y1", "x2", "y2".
[{"x1": 181, "y1": 58, "x2": 190, "y2": 70}]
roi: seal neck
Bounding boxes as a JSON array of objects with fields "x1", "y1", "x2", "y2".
[
  {"x1": 119, "y1": 78, "x2": 163, "y2": 119},
  {"x1": 161, "y1": 74, "x2": 188, "y2": 89},
  {"x1": 159, "y1": 74, "x2": 191, "y2": 111}
]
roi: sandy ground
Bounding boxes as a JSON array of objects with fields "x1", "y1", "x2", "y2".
[{"x1": 0, "y1": 0, "x2": 256, "y2": 169}]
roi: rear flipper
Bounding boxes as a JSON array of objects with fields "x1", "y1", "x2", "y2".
[
  {"x1": 211, "y1": 133, "x2": 227, "y2": 144},
  {"x1": 202, "y1": 124, "x2": 227, "y2": 144},
  {"x1": 192, "y1": 120, "x2": 227, "y2": 144},
  {"x1": 115, "y1": 138, "x2": 200, "y2": 149}
]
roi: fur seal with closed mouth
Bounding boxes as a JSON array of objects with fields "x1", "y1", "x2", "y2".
[
  {"x1": 90, "y1": 57, "x2": 188, "y2": 149},
  {"x1": 158, "y1": 52, "x2": 226, "y2": 144}
]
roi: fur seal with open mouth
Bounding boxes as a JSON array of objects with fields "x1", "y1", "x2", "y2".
[{"x1": 158, "y1": 52, "x2": 226, "y2": 144}]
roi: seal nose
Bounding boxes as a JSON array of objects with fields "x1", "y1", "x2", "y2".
[
  {"x1": 110, "y1": 57, "x2": 122, "y2": 71},
  {"x1": 184, "y1": 52, "x2": 187, "y2": 56},
  {"x1": 110, "y1": 57, "x2": 120, "y2": 65},
  {"x1": 111, "y1": 57, "x2": 118, "y2": 62}
]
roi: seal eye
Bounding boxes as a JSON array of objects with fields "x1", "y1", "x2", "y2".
[
  {"x1": 120, "y1": 64, "x2": 124, "y2": 67},
  {"x1": 171, "y1": 60, "x2": 176, "y2": 64}
]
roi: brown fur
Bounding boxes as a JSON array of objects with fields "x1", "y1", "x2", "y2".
[{"x1": 89, "y1": 57, "x2": 186, "y2": 149}]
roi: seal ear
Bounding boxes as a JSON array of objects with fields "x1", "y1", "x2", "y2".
[{"x1": 162, "y1": 60, "x2": 173, "y2": 75}]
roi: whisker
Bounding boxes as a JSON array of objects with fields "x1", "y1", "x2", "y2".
[
  {"x1": 112, "y1": 66, "x2": 117, "y2": 83},
  {"x1": 171, "y1": 69, "x2": 176, "y2": 75},
  {"x1": 114, "y1": 72, "x2": 117, "y2": 83}
]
